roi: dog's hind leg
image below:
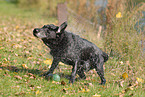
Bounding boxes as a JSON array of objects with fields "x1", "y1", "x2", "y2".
[
  {"x1": 69, "y1": 61, "x2": 78, "y2": 84},
  {"x1": 95, "y1": 59, "x2": 106, "y2": 85},
  {"x1": 77, "y1": 67, "x2": 86, "y2": 79}
]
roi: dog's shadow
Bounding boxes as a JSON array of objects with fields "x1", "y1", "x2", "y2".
[{"x1": 0, "y1": 65, "x2": 71, "y2": 81}]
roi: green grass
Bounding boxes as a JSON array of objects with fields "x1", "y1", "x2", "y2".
[{"x1": 0, "y1": 1, "x2": 145, "y2": 97}]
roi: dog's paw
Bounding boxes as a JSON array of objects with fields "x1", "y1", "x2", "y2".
[
  {"x1": 40, "y1": 72, "x2": 53, "y2": 77},
  {"x1": 99, "y1": 79, "x2": 106, "y2": 85}
]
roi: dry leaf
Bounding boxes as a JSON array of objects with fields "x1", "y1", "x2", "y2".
[
  {"x1": 29, "y1": 85, "x2": 35, "y2": 87},
  {"x1": 136, "y1": 77, "x2": 144, "y2": 83},
  {"x1": 43, "y1": 59, "x2": 52, "y2": 65},
  {"x1": 22, "y1": 64, "x2": 28, "y2": 69},
  {"x1": 36, "y1": 86, "x2": 41, "y2": 89},
  {"x1": 29, "y1": 76, "x2": 35, "y2": 79},
  {"x1": 14, "y1": 75, "x2": 22, "y2": 80},
  {"x1": 116, "y1": 12, "x2": 122, "y2": 18},
  {"x1": 15, "y1": 91, "x2": 26, "y2": 96},
  {"x1": 92, "y1": 93, "x2": 101, "y2": 97},
  {"x1": 52, "y1": 81, "x2": 60, "y2": 84},
  {"x1": 120, "y1": 61, "x2": 123, "y2": 64},
  {"x1": 78, "y1": 88, "x2": 86, "y2": 93},
  {"x1": 12, "y1": 85, "x2": 20, "y2": 88},
  {"x1": 110, "y1": 73, "x2": 116, "y2": 76},
  {"x1": 119, "y1": 94, "x2": 124, "y2": 97},
  {"x1": 23, "y1": 75, "x2": 29, "y2": 78},
  {"x1": 122, "y1": 72, "x2": 128, "y2": 79},
  {"x1": 35, "y1": 90, "x2": 40, "y2": 95},
  {"x1": 61, "y1": 80, "x2": 66, "y2": 86},
  {"x1": 59, "y1": 62, "x2": 65, "y2": 65},
  {"x1": 86, "y1": 89, "x2": 90, "y2": 92},
  {"x1": 120, "y1": 81, "x2": 124, "y2": 87}
]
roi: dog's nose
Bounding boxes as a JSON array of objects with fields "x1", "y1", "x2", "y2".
[
  {"x1": 33, "y1": 28, "x2": 40, "y2": 37},
  {"x1": 33, "y1": 28, "x2": 40, "y2": 33}
]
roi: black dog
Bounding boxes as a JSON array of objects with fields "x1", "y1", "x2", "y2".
[{"x1": 33, "y1": 22, "x2": 108, "y2": 84}]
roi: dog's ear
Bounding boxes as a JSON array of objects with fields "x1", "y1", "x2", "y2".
[{"x1": 57, "y1": 21, "x2": 67, "y2": 33}]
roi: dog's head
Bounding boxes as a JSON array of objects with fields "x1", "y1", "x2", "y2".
[{"x1": 33, "y1": 22, "x2": 67, "y2": 39}]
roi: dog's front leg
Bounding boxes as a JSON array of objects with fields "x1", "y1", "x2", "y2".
[
  {"x1": 69, "y1": 61, "x2": 78, "y2": 84},
  {"x1": 43, "y1": 58, "x2": 59, "y2": 76}
]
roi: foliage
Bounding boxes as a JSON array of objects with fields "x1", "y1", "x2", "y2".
[{"x1": 105, "y1": 0, "x2": 145, "y2": 64}]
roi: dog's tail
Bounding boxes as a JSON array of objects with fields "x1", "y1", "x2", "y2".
[{"x1": 102, "y1": 52, "x2": 109, "y2": 62}]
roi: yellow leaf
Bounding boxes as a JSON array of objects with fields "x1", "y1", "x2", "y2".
[
  {"x1": 22, "y1": 64, "x2": 28, "y2": 69},
  {"x1": 86, "y1": 89, "x2": 90, "y2": 92},
  {"x1": 43, "y1": 59, "x2": 52, "y2": 65},
  {"x1": 52, "y1": 81, "x2": 56, "y2": 83},
  {"x1": 35, "y1": 90, "x2": 40, "y2": 95},
  {"x1": 82, "y1": 88, "x2": 85, "y2": 92},
  {"x1": 136, "y1": 77, "x2": 144, "y2": 83},
  {"x1": 59, "y1": 62, "x2": 65, "y2": 65},
  {"x1": 122, "y1": 72, "x2": 128, "y2": 79},
  {"x1": 92, "y1": 93, "x2": 101, "y2": 97},
  {"x1": 116, "y1": 12, "x2": 122, "y2": 18},
  {"x1": 78, "y1": 88, "x2": 86, "y2": 93},
  {"x1": 15, "y1": 25, "x2": 19, "y2": 29}
]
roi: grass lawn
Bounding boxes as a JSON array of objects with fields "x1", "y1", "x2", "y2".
[{"x1": 0, "y1": 1, "x2": 145, "y2": 97}]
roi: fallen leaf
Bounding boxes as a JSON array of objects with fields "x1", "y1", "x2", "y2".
[
  {"x1": 110, "y1": 73, "x2": 116, "y2": 76},
  {"x1": 52, "y1": 81, "x2": 60, "y2": 84},
  {"x1": 22, "y1": 64, "x2": 28, "y2": 69},
  {"x1": 59, "y1": 62, "x2": 65, "y2": 65},
  {"x1": 120, "y1": 81, "x2": 124, "y2": 87},
  {"x1": 61, "y1": 80, "x2": 66, "y2": 86},
  {"x1": 119, "y1": 94, "x2": 125, "y2": 97},
  {"x1": 124, "y1": 86, "x2": 134, "y2": 93},
  {"x1": 120, "y1": 61, "x2": 123, "y2": 64},
  {"x1": 86, "y1": 89, "x2": 90, "y2": 92},
  {"x1": 29, "y1": 85, "x2": 35, "y2": 87},
  {"x1": 15, "y1": 91, "x2": 26, "y2": 96},
  {"x1": 23, "y1": 75, "x2": 29, "y2": 78},
  {"x1": 92, "y1": 93, "x2": 101, "y2": 97},
  {"x1": 43, "y1": 59, "x2": 52, "y2": 65},
  {"x1": 29, "y1": 76, "x2": 35, "y2": 79},
  {"x1": 27, "y1": 73, "x2": 36, "y2": 78},
  {"x1": 15, "y1": 25, "x2": 19, "y2": 30},
  {"x1": 136, "y1": 77, "x2": 144, "y2": 83},
  {"x1": 122, "y1": 72, "x2": 128, "y2": 79},
  {"x1": 36, "y1": 86, "x2": 41, "y2": 89},
  {"x1": 78, "y1": 88, "x2": 85, "y2": 93},
  {"x1": 12, "y1": 85, "x2": 20, "y2": 88},
  {"x1": 84, "y1": 83, "x2": 93, "y2": 87},
  {"x1": 35, "y1": 90, "x2": 40, "y2": 95},
  {"x1": 14, "y1": 75, "x2": 22, "y2": 80},
  {"x1": 116, "y1": 12, "x2": 122, "y2": 18}
]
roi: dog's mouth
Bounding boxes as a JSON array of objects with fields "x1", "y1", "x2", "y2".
[{"x1": 33, "y1": 28, "x2": 47, "y2": 39}]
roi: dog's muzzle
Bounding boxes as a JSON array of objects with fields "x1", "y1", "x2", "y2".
[{"x1": 33, "y1": 28, "x2": 40, "y2": 38}]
